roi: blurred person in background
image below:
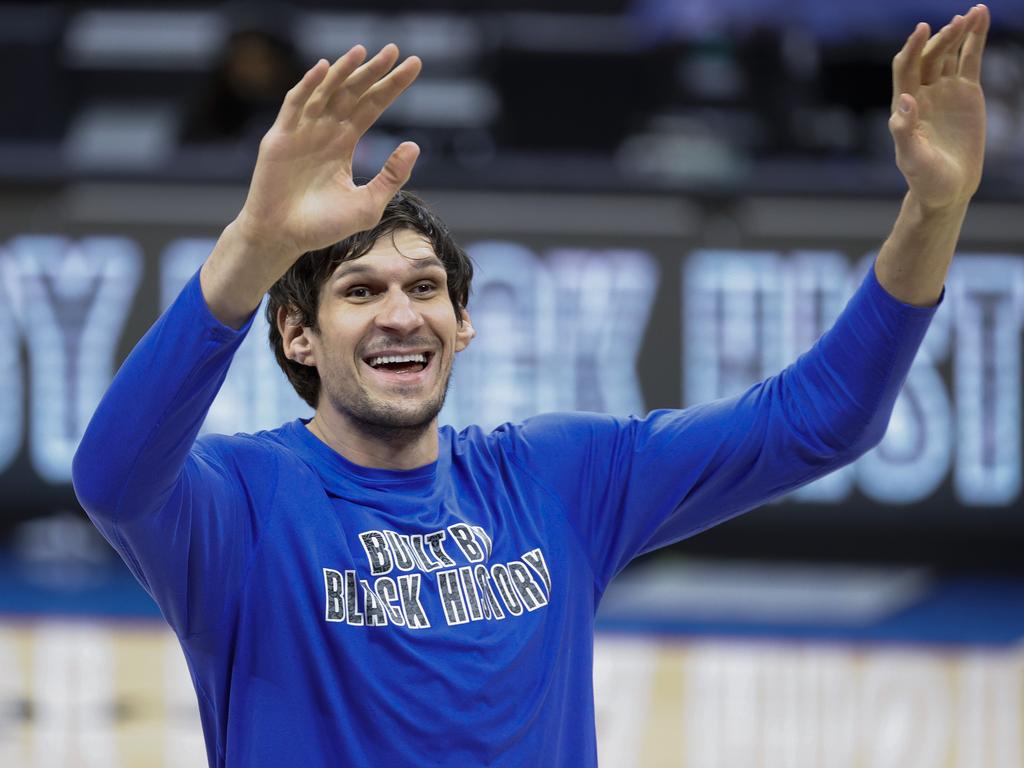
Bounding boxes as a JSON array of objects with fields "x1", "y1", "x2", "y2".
[
  {"x1": 72, "y1": 6, "x2": 991, "y2": 767},
  {"x1": 181, "y1": 10, "x2": 303, "y2": 144}
]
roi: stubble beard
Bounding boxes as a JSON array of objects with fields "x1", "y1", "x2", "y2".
[{"x1": 322, "y1": 358, "x2": 454, "y2": 443}]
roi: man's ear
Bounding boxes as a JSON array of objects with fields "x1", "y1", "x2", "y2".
[
  {"x1": 455, "y1": 307, "x2": 475, "y2": 352},
  {"x1": 277, "y1": 305, "x2": 317, "y2": 367}
]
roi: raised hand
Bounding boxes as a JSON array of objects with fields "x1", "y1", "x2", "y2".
[
  {"x1": 238, "y1": 44, "x2": 422, "y2": 258},
  {"x1": 889, "y1": 5, "x2": 989, "y2": 210},
  {"x1": 200, "y1": 44, "x2": 422, "y2": 328}
]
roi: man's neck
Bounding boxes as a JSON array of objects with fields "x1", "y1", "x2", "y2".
[{"x1": 306, "y1": 409, "x2": 439, "y2": 471}]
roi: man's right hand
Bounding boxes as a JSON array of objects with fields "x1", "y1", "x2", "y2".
[
  {"x1": 240, "y1": 44, "x2": 422, "y2": 257},
  {"x1": 201, "y1": 44, "x2": 422, "y2": 329}
]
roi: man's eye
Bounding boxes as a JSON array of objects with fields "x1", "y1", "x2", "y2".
[
  {"x1": 412, "y1": 282, "x2": 436, "y2": 294},
  {"x1": 346, "y1": 287, "x2": 372, "y2": 298}
]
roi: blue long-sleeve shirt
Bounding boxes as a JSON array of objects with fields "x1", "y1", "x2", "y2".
[{"x1": 72, "y1": 262, "x2": 936, "y2": 767}]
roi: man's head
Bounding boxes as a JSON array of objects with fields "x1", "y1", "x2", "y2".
[{"x1": 266, "y1": 191, "x2": 474, "y2": 433}]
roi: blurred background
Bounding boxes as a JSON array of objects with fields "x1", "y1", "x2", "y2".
[{"x1": 1, "y1": 0, "x2": 1023, "y2": 765}]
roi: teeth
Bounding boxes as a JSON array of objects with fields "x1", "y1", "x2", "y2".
[{"x1": 369, "y1": 353, "x2": 428, "y2": 368}]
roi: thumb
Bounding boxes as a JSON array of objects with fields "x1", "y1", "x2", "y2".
[
  {"x1": 889, "y1": 93, "x2": 922, "y2": 164},
  {"x1": 365, "y1": 141, "x2": 420, "y2": 209}
]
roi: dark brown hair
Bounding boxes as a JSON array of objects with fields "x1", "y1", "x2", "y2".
[{"x1": 266, "y1": 190, "x2": 473, "y2": 408}]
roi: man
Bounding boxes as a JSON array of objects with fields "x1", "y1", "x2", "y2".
[{"x1": 73, "y1": 6, "x2": 990, "y2": 767}]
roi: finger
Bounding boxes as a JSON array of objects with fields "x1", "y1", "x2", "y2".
[
  {"x1": 941, "y1": 13, "x2": 972, "y2": 75},
  {"x1": 347, "y1": 57, "x2": 422, "y2": 139},
  {"x1": 275, "y1": 59, "x2": 330, "y2": 130},
  {"x1": 920, "y1": 18, "x2": 963, "y2": 84},
  {"x1": 325, "y1": 44, "x2": 402, "y2": 119},
  {"x1": 303, "y1": 45, "x2": 368, "y2": 119},
  {"x1": 959, "y1": 4, "x2": 990, "y2": 81},
  {"x1": 364, "y1": 142, "x2": 420, "y2": 211},
  {"x1": 921, "y1": 15, "x2": 968, "y2": 84},
  {"x1": 892, "y1": 22, "x2": 929, "y2": 112}
]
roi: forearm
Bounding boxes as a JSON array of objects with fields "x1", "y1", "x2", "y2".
[
  {"x1": 788, "y1": 261, "x2": 938, "y2": 453},
  {"x1": 200, "y1": 215, "x2": 299, "y2": 329},
  {"x1": 874, "y1": 191, "x2": 969, "y2": 307}
]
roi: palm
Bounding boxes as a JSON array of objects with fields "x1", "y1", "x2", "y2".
[
  {"x1": 250, "y1": 125, "x2": 363, "y2": 249},
  {"x1": 890, "y1": 7, "x2": 989, "y2": 209},
  {"x1": 899, "y1": 79, "x2": 986, "y2": 208},
  {"x1": 239, "y1": 45, "x2": 422, "y2": 257}
]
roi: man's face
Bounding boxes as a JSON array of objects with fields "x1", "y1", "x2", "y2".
[{"x1": 292, "y1": 229, "x2": 472, "y2": 433}]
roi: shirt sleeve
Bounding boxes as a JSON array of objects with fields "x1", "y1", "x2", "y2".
[
  {"x1": 72, "y1": 268, "x2": 267, "y2": 638},
  {"x1": 499, "y1": 261, "x2": 940, "y2": 592}
]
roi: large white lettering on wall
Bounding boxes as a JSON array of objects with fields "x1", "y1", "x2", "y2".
[
  {"x1": 0, "y1": 246, "x2": 23, "y2": 476},
  {"x1": 547, "y1": 249, "x2": 658, "y2": 416},
  {"x1": 0, "y1": 230, "x2": 1020, "y2": 516},
  {"x1": 1, "y1": 237, "x2": 140, "y2": 483},
  {"x1": 950, "y1": 256, "x2": 1024, "y2": 505},
  {"x1": 684, "y1": 251, "x2": 1024, "y2": 508},
  {"x1": 442, "y1": 242, "x2": 658, "y2": 431}
]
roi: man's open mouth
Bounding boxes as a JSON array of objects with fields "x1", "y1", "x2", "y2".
[{"x1": 364, "y1": 352, "x2": 432, "y2": 375}]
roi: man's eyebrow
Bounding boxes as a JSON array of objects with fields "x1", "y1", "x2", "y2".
[{"x1": 332, "y1": 256, "x2": 446, "y2": 281}]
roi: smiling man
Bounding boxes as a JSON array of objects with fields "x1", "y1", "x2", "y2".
[{"x1": 73, "y1": 7, "x2": 991, "y2": 768}]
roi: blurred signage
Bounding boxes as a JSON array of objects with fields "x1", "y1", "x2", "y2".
[{"x1": 685, "y1": 250, "x2": 1024, "y2": 507}]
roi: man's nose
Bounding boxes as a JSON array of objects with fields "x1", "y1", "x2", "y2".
[{"x1": 374, "y1": 287, "x2": 423, "y2": 334}]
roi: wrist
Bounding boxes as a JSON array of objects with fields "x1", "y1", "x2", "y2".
[
  {"x1": 201, "y1": 217, "x2": 300, "y2": 329},
  {"x1": 903, "y1": 190, "x2": 970, "y2": 223},
  {"x1": 230, "y1": 211, "x2": 301, "y2": 264}
]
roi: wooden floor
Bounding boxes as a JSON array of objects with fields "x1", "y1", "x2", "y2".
[{"x1": 1, "y1": 620, "x2": 1022, "y2": 767}]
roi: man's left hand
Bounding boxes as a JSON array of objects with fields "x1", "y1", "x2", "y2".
[{"x1": 889, "y1": 5, "x2": 990, "y2": 211}]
